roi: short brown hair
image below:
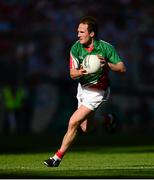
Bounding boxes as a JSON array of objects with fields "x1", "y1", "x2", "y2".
[{"x1": 79, "y1": 16, "x2": 98, "y2": 38}]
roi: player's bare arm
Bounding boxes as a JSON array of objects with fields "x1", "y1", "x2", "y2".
[
  {"x1": 107, "y1": 61, "x2": 126, "y2": 73},
  {"x1": 70, "y1": 66, "x2": 87, "y2": 79}
]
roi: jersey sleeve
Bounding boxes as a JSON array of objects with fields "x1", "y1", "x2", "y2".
[
  {"x1": 69, "y1": 42, "x2": 80, "y2": 69},
  {"x1": 105, "y1": 43, "x2": 122, "y2": 64},
  {"x1": 69, "y1": 52, "x2": 79, "y2": 69}
]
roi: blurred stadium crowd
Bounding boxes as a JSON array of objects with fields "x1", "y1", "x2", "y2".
[{"x1": 0, "y1": 0, "x2": 153, "y2": 135}]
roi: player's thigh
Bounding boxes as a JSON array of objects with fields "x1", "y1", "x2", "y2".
[
  {"x1": 70, "y1": 105, "x2": 93, "y2": 125},
  {"x1": 80, "y1": 112, "x2": 95, "y2": 131}
]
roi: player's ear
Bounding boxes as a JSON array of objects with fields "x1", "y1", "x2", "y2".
[{"x1": 90, "y1": 31, "x2": 95, "y2": 37}]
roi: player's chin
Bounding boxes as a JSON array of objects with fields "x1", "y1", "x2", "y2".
[{"x1": 79, "y1": 39, "x2": 85, "y2": 44}]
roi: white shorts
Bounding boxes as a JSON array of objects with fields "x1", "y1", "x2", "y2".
[{"x1": 76, "y1": 83, "x2": 110, "y2": 111}]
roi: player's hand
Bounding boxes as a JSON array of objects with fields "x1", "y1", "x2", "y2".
[
  {"x1": 79, "y1": 65, "x2": 88, "y2": 75},
  {"x1": 70, "y1": 67, "x2": 87, "y2": 79},
  {"x1": 97, "y1": 55, "x2": 107, "y2": 68}
]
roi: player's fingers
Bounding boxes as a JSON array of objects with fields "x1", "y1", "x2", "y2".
[
  {"x1": 83, "y1": 71, "x2": 88, "y2": 75},
  {"x1": 80, "y1": 64, "x2": 83, "y2": 69},
  {"x1": 82, "y1": 69, "x2": 87, "y2": 73},
  {"x1": 80, "y1": 65, "x2": 87, "y2": 74},
  {"x1": 100, "y1": 59, "x2": 106, "y2": 63},
  {"x1": 97, "y1": 54, "x2": 105, "y2": 60},
  {"x1": 97, "y1": 55, "x2": 106, "y2": 66}
]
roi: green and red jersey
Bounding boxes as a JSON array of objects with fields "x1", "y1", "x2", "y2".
[{"x1": 70, "y1": 39, "x2": 122, "y2": 90}]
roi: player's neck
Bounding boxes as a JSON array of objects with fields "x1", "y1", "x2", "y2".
[
  {"x1": 83, "y1": 38, "x2": 94, "y2": 48},
  {"x1": 84, "y1": 39, "x2": 94, "y2": 52}
]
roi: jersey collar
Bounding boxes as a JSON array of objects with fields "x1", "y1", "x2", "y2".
[{"x1": 84, "y1": 39, "x2": 99, "y2": 53}]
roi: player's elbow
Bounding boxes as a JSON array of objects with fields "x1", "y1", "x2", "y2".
[
  {"x1": 117, "y1": 62, "x2": 126, "y2": 73},
  {"x1": 120, "y1": 66, "x2": 126, "y2": 73},
  {"x1": 70, "y1": 68, "x2": 80, "y2": 79},
  {"x1": 70, "y1": 70, "x2": 75, "y2": 79},
  {"x1": 70, "y1": 72, "x2": 78, "y2": 80},
  {"x1": 70, "y1": 73, "x2": 75, "y2": 79}
]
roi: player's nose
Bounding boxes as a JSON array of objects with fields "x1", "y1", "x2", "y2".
[{"x1": 78, "y1": 32, "x2": 81, "y2": 38}]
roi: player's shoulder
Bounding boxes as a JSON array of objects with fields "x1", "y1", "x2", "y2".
[
  {"x1": 98, "y1": 39, "x2": 116, "y2": 54},
  {"x1": 70, "y1": 40, "x2": 82, "y2": 55},
  {"x1": 71, "y1": 40, "x2": 81, "y2": 49},
  {"x1": 99, "y1": 39, "x2": 113, "y2": 48}
]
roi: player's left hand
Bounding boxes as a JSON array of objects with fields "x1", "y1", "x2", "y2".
[{"x1": 97, "y1": 55, "x2": 107, "y2": 68}]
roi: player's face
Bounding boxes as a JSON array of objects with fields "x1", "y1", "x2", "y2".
[{"x1": 77, "y1": 23, "x2": 94, "y2": 46}]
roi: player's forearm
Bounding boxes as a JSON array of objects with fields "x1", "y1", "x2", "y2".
[
  {"x1": 107, "y1": 62, "x2": 126, "y2": 73},
  {"x1": 70, "y1": 68, "x2": 84, "y2": 79}
]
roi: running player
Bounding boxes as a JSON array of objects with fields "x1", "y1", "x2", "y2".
[{"x1": 44, "y1": 16, "x2": 126, "y2": 167}]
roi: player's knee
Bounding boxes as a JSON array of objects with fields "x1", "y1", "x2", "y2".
[
  {"x1": 80, "y1": 120, "x2": 88, "y2": 133},
  {"x1": 68, "y1": 118, "x2": 80, "y2": 130},
  {"x1": 80, "y1": 126, "x2": 88, "y2": 133}
]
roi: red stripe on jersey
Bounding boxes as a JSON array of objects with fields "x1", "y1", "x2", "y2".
[
  {"x1": 69, "y1": 54, "x2": 73, "y2": 69},
  {"x1": 70, "y1": 53, "x2": 76, "y2": 69}
]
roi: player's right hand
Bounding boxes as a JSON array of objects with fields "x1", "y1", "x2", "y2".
[{"x1": 79, "y1": 65, "x2": 88, "y2": 75}]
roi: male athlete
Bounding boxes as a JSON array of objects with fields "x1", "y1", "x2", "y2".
[{"x1": 44, "y1": 16, "x2": 126, "y2": 167}]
